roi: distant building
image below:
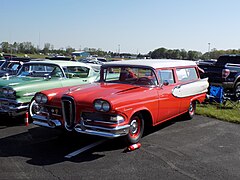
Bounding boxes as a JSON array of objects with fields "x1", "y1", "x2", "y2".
[{"x1": 71, "y1": 51, "x2": 90, "y2": 58}]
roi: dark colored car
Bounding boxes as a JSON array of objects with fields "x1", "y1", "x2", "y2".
[
  {"x1": 198, "y1": 54, "x2": 240, "y2": 97},
  {"x1": 45, "y1": 56, "x2": 71, "y2": 61},
  {"x1": 2, "y1": 54, "x2": 17, "y2": 60},
  {"x1": 0, "y1": 58, "x2": 31, "y2": 77}
]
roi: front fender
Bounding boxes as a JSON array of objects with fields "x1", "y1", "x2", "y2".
[{"x1": 119, "y1": 106, "x2": 154, "y2": 125}]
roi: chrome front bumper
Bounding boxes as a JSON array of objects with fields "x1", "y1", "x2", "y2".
[
  {"x1": 33, "y1": 113, "x2": 130, "y2": 138},
  {"x1": 32, "y1": 114, "x2": 62, "y2": 128},
  {"x1": 74, "y1": 121, "x2": 130, "y2": 138},
  {"x1": 0, "y1": 98, "x2": 28, "y2": 116}
]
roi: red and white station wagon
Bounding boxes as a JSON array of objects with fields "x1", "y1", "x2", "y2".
[{"x1": 31, "y1": 59, "x2": 209, "y2": 144}]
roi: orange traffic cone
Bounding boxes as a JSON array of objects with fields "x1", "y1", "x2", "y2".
[
  {"x1": 127, "y1": 142, "x2": 141, "y2": 151},
  {"x1": 24, "y1": 112, "x2": 29, "y2": 126}
]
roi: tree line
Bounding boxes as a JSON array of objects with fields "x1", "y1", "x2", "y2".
[
  {"x1": 150, "y1": 47, "x2": 240, "y2": 60},
  {"x1": 1, "y1": 41, "x2": 240, "y2": 60}
]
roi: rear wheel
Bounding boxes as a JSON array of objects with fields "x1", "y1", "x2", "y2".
[
  {"x1": 124, "y1": 113, "x2": 144, "y2": 144},
  {"x1": 185, "y1": 101, "x2": 196, "y2": 119}
]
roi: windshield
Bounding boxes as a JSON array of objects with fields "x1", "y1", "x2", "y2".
[
  {"x1": 18, "y1": 64, "x2": 64, "y2": 78},
  {"x1": 6, "y1": 62, "x2": 21, "y2": 71},
  {"x1": 0, "y1": 60, "x2": 5, "y2": 67},
  {"x1": 102, "y1": 66, "x2": 158, "y2": 86}
]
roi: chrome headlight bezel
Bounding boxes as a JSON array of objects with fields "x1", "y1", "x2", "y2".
[
  {"x1": 35, "y1": 93, "x2": 48, "y2": 104},
  {"x1": 0, "y1": 87, "x2": 16, "y2": 97},
  {"x1": 3, "y1": 89, "x2": 8, "y2": 94},
  {"x1": 93, "y1": 99, "x2": 111, "y2": 112},
  {"x1": 8, "y1": 89, "x2": 15, "y2": 95}
]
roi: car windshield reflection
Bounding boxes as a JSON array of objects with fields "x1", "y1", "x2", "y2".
[
  {"x1": 18, "y1": 64, "x2": 62, "y2": 78},
  {"x1": 103, "y1": 66, "x2": 158, "y2": 86}
]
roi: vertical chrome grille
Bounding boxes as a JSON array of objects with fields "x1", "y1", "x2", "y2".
[{"x1": 62, "y1": 96, "x2": 75, "y2": 131}]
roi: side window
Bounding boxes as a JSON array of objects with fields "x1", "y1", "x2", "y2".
[
  {"x1": 50, "y1": 66, "x2": 63, "y2": 78},
  {"x1": 158, "y1": 69, "x2": 175, "y2": 84},
  {"x1": 176, "y1": 67, "x2": 198, "y2": 82},
  {"x1": 105, "y1": 67, "x2": 121, "y2": 81}
]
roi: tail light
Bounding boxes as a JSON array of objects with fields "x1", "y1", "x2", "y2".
[{"x1": 222, "y1": 69, "x2": 230, "y2": 78}]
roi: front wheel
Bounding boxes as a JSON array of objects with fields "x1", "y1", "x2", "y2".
[
  {"x1": 234, "y1": 82, "x2": 240, "y2": 98},
  {"x1": 185, "y1": 101, "x2": 196, "y2": 120},
  {"x1": 124, "y1": 113, "x2": 144, "y2": 144},
  {"x1": 29, "y1": 100, "x2": 41, "y2": 120}
]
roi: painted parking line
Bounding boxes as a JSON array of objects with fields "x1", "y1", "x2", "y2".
[{"x1": 64, "y1": 139, "x2": 107, "y2": 159}]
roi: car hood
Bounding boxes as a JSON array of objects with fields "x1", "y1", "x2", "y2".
[{"x1": 44, "y1": 82, "x2": 152, "y2": 108}]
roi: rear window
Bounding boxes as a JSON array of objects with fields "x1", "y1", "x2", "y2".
[
  {"x1": 158, "y1": 69, "x2": 175, "y2": 84},
  {"x1": 176, "y1": 67, "x2": 198, "y2": 82},
  {"x1": 216, "y1": 55, "x2": 240, "y2": 65}
]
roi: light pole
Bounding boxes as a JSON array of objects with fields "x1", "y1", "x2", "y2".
[
  {"x1": 118, "y1": 44, "x2": 120, "y2": 54},
  {"x1": 208, "y1": 43, "x2": 211, "y2": 59}
]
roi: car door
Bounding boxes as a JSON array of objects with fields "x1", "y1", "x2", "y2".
[{"x1": 156, "y1": 69, "x2": 181, "y2": 122}]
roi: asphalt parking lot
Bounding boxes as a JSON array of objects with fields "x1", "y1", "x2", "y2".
[{"x1": 0, "y1": 115, "x2": 240, "y2": 180}]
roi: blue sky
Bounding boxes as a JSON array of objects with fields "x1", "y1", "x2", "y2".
[{"x1": 2, "y1": 0, "x2": 240, "y2": 54}]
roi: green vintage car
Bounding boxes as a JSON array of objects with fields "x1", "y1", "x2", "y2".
[{"x1": 0, "y1": 60, "x2": 99, "y2": 117}]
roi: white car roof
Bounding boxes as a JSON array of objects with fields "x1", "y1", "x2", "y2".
[
  {"x1": 104, "y1": 59, "x2": 197, "y2": 69},
  {"x1": 24, "y1": 60, "x2": 93, "y2": 69}
]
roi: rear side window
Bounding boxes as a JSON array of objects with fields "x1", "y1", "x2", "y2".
[
  {"x1": 158, "y1": 69, "x2": 175, "y2": 84},
  {"x1": 176, "y1": 67, "x2": 198, "y2": 82}
]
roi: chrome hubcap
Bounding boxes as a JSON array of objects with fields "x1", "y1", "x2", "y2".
[
  {"x1": 31, "y1": 101, "x2": 40, "y2": 115},
  {"x1": 189, "y1": 103, "x2": 194, "y2": 115},
  {"x1": 130, "y1": 119, "x2": 138, "y2": 134}
]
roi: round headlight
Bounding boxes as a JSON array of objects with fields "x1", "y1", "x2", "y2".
[
  {"x1": 35, "y1": 94, "x2": 42, "y2": 103},
  {"x1": 94, "y1": 100, "x2": 102, "y2": 111},
  {"x1": 94, "y1": 100, "x2": 111, "y2": 112},
  {"x1": 35, "y1": 93, "x2": 48, "y2": 104},
  {"x1": 3, "y1": 89, "x2": 8, "y2": 94},
  {"x1": 8, "y1": 89, "x2": 15, "y2": 95},
  {"x1": 41, "y1": 95, "x2": 48, "y2": 104},
  {"x1": 102, "y1": 101, "x2": 110, "y2": 112}
]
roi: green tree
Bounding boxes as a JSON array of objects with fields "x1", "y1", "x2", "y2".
[
  {"x1": 66, "y1": 46, "x2": 75, "y2": 55},
  {"x1": 187, "y1": 50, "x2": 202, "y2": 60},
  {"x1": 150, "y1": 47, "x2": 167, "y2": 59},
  {"x1": 43, "y1": 43, "x2": 51, "y2": 55},
  {"x1": 0, "y1": 42, "x2": 10, "y2": 53},
  {"x1": 180, "y1": 49, "x2": 188, "y2": 59}
]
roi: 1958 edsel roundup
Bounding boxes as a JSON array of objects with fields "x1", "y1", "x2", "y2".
[
  {"x1": 0, "y1": 60, "x2": 98, "y2": 117},
  {"x1": 31, "y1": 59, "x2": 209, "y2": 144}
]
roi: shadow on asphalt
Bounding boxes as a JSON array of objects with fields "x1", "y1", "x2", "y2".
[
  {"x1": 143, "y1": 115, "x2": 189, "y2": 137},
  {"x1": 0, "y1": 116, "x2": 189, "y2": 165},
  {"x1": 0, "y1": 115, "x2": 25, "y2": 128}
]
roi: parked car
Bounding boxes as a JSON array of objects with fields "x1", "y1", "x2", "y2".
[
  {"x1": 45, "y1": 56, "x2": 71, "y2": 61},
  {"x1": 30, "y1": 59, "x2": 208, "y2": 144},
  {"x1": 2, "y1": 54, "x2": 17, "y2": 60},
  {"x1": 0, "y1": 60, "x2": 99, "y2": 117},
  {"x1": 0, "y1": 60, "x2": 5, "y2": 67},
  {"x1": 198, "y1": 54, "x2": 240, "y2": 97},
  {"x1": 78, "y1": 58, "x2": 103, "y2": 72},
  {"x1": 0, "y1": 58, "x2": 32, "y2": 78}
]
